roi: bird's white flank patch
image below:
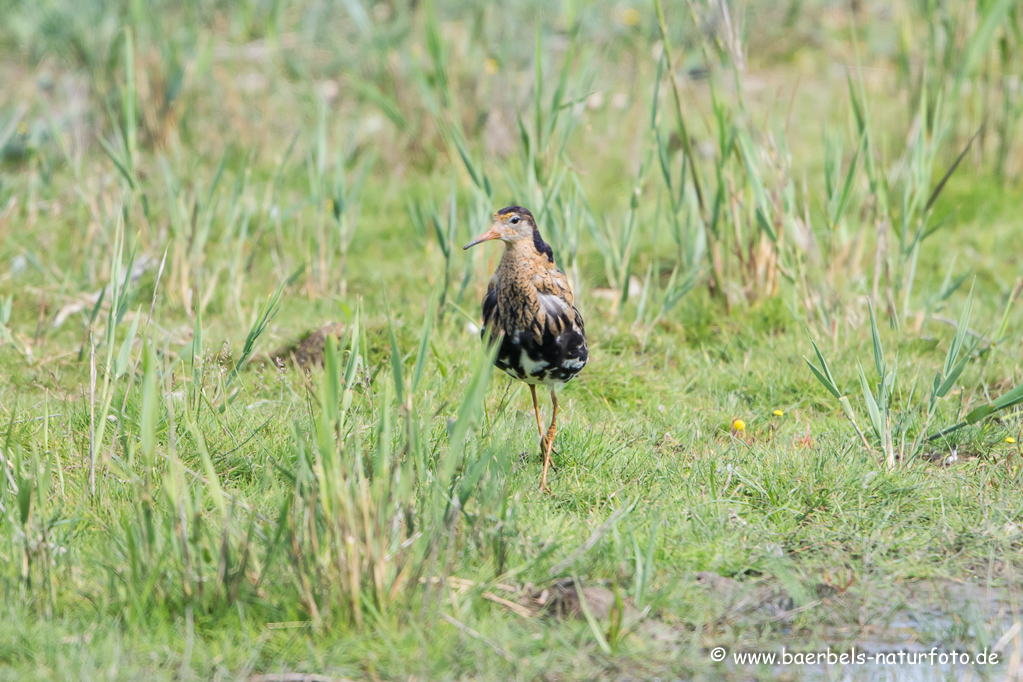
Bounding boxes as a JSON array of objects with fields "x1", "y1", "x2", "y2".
[{"x1": 519, "y1": 349, "x2": 550, "y2": 376}]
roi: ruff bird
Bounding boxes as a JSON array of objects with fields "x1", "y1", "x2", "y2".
[{"x1": 463, "y1": 206, "x2": 588, "y2": 491}]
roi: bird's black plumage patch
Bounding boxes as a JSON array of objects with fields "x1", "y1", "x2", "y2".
[
  {"x1": 481, "y1": 286, "x2": 497, "y2": 332},
  {"x1": 532, "y1": 230, "x2": 554, "y2": 263},
  {"x1": 497, "y1": 205, "x2": 533, "y2": 219},
  {"x1": 486, "y1": 306, "x2": 587, "y2": 386}
]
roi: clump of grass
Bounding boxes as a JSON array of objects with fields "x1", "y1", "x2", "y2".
[
  {"x1": 305, "y1": 94, "x2": 373, "y2": 297},
  {"x1": 282, "y1": 309, "x2": 509, "y2": 626},
  {"x1": 652, "y1": 0, "x2": 806, "y2": 310},
  {"x1": 896, "y1": 0, "x2": 1021, "y2": 179},
  {"x1": 159, "y1": 153, "x2": 226, "y2": 312},
  {"x1": 806, "y1": 285, "x2": 1023, "y2": 468},
  {"x1": 102, "y1": 337, "x2": 268, "y2": 623},
  {"x1": 85, "y1": 216, "x2": 139, "y2": 497},
  {"x1": 408, "y1": 177, "x2": 470, "y2": 322}
]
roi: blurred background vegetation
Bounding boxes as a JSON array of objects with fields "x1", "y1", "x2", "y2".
[
  {"x1": 0, "y1": 0, "x2": 1021, "y2": 323},
  {"x1": 1, "y1": 0, "x2": 1023, "y2": 679}
]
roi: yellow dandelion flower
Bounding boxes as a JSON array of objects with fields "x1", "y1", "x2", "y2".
[
  {"x1": 484, "y1": 58, "x2": 499, "y2": 76},
  {"x1": 17, "y1": 121, "x2": 29, "y2": 135},
  {"x1": 773, "y1": 410, "x2": 784, "y2": 417},
  {"x1": 732, "y1": 419, "x2": 745, "y2": 432},
  {"x1": 1007, "y1": 437, "x2": 1016, "y2": 444},
  {"x1": 622, "y1": 8, "x2": 640, "y2": 26}
]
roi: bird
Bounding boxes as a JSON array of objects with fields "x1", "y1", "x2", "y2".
[{"x1": 463, "y1": 206, "x2": 588, "y2": 492}]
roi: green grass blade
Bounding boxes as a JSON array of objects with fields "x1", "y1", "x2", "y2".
[
  {"x1": 867, "y1": 302, "x2": 885, "y2": 377},
  {"x1": 225, "y1": 280, "x2": 286, "y2": 387},
  {"x1": 936, "y1": 353, "x2": 970, "y2": 399},
  {"x1": 832, "y1": 132, "x2": 864, "y2": 227},
  {"x1": 388, "y1": 317, "x2": 405, "y2": 406},
  {"x1": 805, "y1": 359, "x2": 840, "y2": 399},
  {"x1": 140, "y1": 340, "x2": 157, "y2": 462},
  {"x1": 115, "y1": 314, "x2": 140, "y2": 379},
  {"x1": 991, "y1": 383, "x2": 1023, "y2": 412},
  {"x1": 858, "y1": 363, "x2": 882, "y2": 444},
  {"x1": 956, "y1": 0, "x2": 1014, "y2": 95},
  {"x1": 943, "y1": 282, "x2": 974, "y2": 378},
  {"x1": 534, "y1": 19, "x2": 543, "y2": 149},
  {"x1": 924, "y1": 128, "x2": 981, "y2": 214},
  {"x1": 122, "y1": 26, "x2": 137, "y2": 172},
  {"x1": 806, "y1": 334, "x2": 840, "y2": 395},
  {"x1": 411, "y1": 292, "x2": 436, "y2": 394}
]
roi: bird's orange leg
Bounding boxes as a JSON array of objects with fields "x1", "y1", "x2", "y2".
[
  {"x1": 540, "y1": 390, "x2": 558, "y2": 493},
  {"x1": 529, "y1": 385, "x2": 544, "y2": 440}
]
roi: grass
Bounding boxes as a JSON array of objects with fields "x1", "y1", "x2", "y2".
[{"x1": 1, "y1": 0, "x2": 1023, "y2": 679}]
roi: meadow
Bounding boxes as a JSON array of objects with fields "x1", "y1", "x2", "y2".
[{"x1": 1, "y1": 0, "x2": 1023, "y2": 679}]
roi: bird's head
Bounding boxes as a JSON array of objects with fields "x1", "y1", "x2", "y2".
[{"x1": 463, "y1": 206, "x2": 536, "y2": 250}]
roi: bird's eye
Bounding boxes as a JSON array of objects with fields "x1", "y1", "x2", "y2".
[{"x1": 510, "y1": 216, "x2": 520, "y2": 224}]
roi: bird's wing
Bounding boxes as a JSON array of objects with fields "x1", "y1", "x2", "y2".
[
  {"x1": 531, "y1": 267, "x2": 586, "y2": 341},
  {"x1": 537, "y1": 266, "x2": 574, "y2": 306},
  {"x1": 521, "y1": 266, "x2": 587, "y2": 381},
  {"x1": 481, "y1": 273, "x2": 500, "y2": 339}
]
